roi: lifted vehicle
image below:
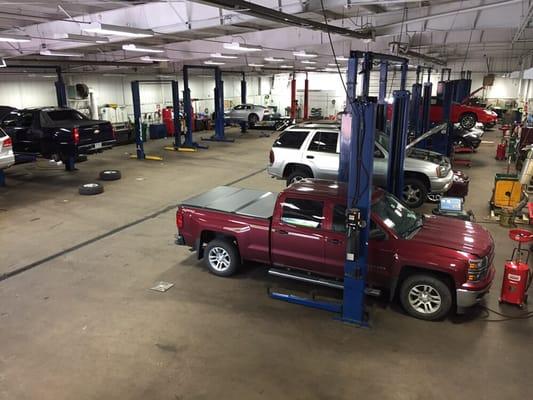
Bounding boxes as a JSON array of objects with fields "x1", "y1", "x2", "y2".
[
  {"x1": 175, "y1": 180, "x2": 495, "y2": 321},
  {"x1": 267, "y1": 123, "x2": 453, "y2": 208},
  {"x1": 1, "y1": 107, "x2": 115, "y2": 166},
  {"x1": 226, "y1": 104, "x2": 271, "y2": 126},
  {"x1": 429, "y1": 97, "x2": 498, "y2": 130}
]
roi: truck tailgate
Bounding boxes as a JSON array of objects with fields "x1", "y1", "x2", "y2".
[{"x1": 180, "y1": 186, "x2": 277, "y2": 219}]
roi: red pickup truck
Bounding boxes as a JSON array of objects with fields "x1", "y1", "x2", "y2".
[{"x1": 175, "y1": 180, "x2": 495, "y2": 320}]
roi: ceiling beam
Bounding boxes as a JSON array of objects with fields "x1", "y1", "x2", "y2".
[{"x1": 513, "y1": 0, "x2": 533, "y2": 43}]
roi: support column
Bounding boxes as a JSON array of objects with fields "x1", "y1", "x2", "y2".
[
  {"x1": 303, "y1": 74, "x2": 309, "y2": 120},
  {"x1": 290, "y1": 76, "x2": 297, "y2": 119},
  {"x1": 213, "y1": 67, "x2": 226, "y2": 140},
  {"x1": 241, "y1": 73, "x2": 247, "y2": 104},
  {"x1": 387, "y1": 90, "x2": 411, "y2": 199},
  {"x1": 182, "y1": 67, "x2": 194, "y2": 147},
  {"x1": 55, "y1": 67, "x2": 67, "y2": 107},
  {"x1": 376, "y1": 61, "x2": 388, "y2": 132},
  {"x1": 131, "y1": 80, "x2": 145, "y2": 160},
  {"x1": 171, "y1": 80, "x2": 181, "y2": 148}
]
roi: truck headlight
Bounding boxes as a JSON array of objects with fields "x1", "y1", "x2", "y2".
[
  {"x1": 468, "y1": 257, "x2": 487, "y2": 281},
  {"x1": 436, "y1": 165, "x2": 448, "y2": 178}
]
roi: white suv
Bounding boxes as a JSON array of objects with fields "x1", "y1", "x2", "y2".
[
  {"x1": 267, "y1": 123, "x2": 453, "y2": 208},
  {"x1": 0, "y1": 127, "x2": 15, "y2": 171}
]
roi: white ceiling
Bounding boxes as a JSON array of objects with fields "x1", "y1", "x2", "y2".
[{"x1": 0, "y1": 0, "x2": 531, "y2": 74}]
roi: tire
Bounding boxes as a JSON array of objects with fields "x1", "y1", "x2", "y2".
[
  {"x1": 99, "y1": 169, "x2": 121, "y2": 181},
  {"x1": 459, "y1": 113, "x2": 477, "y2": 130},
  {"x1": 248, "y1": 113, "x2": 259, "y2": 126},
  {"x1": 402, "y1": 178, "x2": 427, "y2": 208},
  {"x1": 400, "y1": 274, "x2": 452, "y2": 321},
  {"x1": 79, "y1": 182, "x2": 104, "y2": 195},
  {"x1": 204, "y1": 239, "x2": 240, "y2": 277},
  {"x1": 286, "y1": 169, "x2": 312, "y2": 186}
]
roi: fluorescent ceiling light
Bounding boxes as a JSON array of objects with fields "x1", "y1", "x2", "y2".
[
  {"x1": 0, "y1": 58, "x2": 6, "y2": 68},
  {"x1": 41, "y1": 75, "x2": 57, "y2": 78},
  {"x1": 301, "y1": 60, "x2": 316, "y2": 64},
  {"x1": 264, "y1": 57, "x2": 284, "y2": 62},
  {"x1": 336, "y1": 56, "x2": 349, "y2": 61},
  {"x1": 0, "y1": 34, "x2": 31, "y2": 43},
  {"x1": 204, "y1": 60, "x2": 225, "y2": 65},
  {"x1": 210, "y1": 53, "x2": 238, "y2": 59},
  {"x1": 327, "y1": 63, "x2": 339, "y2": 66},
  {"x1": 55, "y1": 33, "x2": 108, "y2": 44},
  {"x1": 323, "y1": 68, "x2": 337, "y2": 72},
  {"x1": 158, "y1": 75, "x2": 175, "y2": 79},
  {"x1": 304, "y1": 66, "x2": 316, "y2": 70},
  {"x1": 223, "y1": 42, "x2": 262, "y2": 52},
  {"x1": 248, "y1": 63, "x2": 264, "y2": 67},
  {"x1": 84, "y1": 23, "x2": 153, "y2": 38},
  {"x1": 103, "y1": 73, "x2": 125, "y2": 77},
  {"x1": 280, "y1": 65, "x2": 293, "y2": 69},
  {"x1": 140, "y1": 56, "x2": 169, "y2": 62},
  {"x1": 293, "y1": 50, "x2": 318, "y2": 58},
  {"x1": 123, "y1": 44, "x2": 163, "y2": 53},
  {"x1": 40, "y1": 49, "x2": 84, "y2": 57}
]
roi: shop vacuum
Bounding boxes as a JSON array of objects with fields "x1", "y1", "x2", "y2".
[{"x1": 499, "y1": 229, "x2": 533, "y2": 308}]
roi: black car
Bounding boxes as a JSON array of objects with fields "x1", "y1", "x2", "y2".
[{"x1": 1, "y1": 107, "x2": 115, "y2": 165}]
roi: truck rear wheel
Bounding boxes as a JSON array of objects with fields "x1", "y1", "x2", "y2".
[
  {"x1": 204, "y1": 239, "x2": 240, "y2": 277},
  {"x1": 400, "y1": 274, "x2": 452, "y2": 321}
]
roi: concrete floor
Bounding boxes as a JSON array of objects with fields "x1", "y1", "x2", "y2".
[{"x1": 0, "y1": 127, "x2": 531, "y2": 400}]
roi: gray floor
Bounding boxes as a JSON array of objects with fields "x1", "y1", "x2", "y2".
[{"x1": 0, "y1": 127, "x2": 531, "y2": 400}]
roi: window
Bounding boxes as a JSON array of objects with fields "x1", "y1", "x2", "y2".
[
  {"x1": 281, "y1": 198, "x2": 324, "y2": 229},
  {"x1": 233, "y1": 105, "x2": 244, "y2": 110},
  {"x1": 374, "y1": 145, "x2": 385, "y2": 158},
  {"x1": 332, "y1": 204, "x2": 346, "y2": 233},
  {"x1": 371, "y1": 193, "x2": 421, "y2": 238},
  {"x1": 375, "y1": 133, "x2": 389, "y2": 151},
  {"x1": 46, "y1": 109, "x2": 88, "y2": 121},
  {"x1": 308, "y1": 131, "x2": 338, "y2": 153},
  {"x1": 273, "y1": 130, "x2": 309, "y2": 149}
]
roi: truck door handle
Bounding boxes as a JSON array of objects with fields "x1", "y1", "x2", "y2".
[
  {"x1": 278, "y1": 229, "x2": 289, "y2": 235},
  {"x1": 328, "y1": 238, "x2": 341, "y2": 245},
  {"x1": 306, "y1": 155, "x2": 314, "y2": 159}
]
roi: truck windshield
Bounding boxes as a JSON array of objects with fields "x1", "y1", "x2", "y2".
[{"x1": 372, "y1": 193, "x2": 422, "y2": 238}]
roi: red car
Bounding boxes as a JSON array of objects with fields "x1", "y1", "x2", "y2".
[
  {"x1": 429, "y1": 97, "x2": 498, "y2": 130},
  {"x1": 175, "y1": 180, "x2": 495, "y2": 320}
]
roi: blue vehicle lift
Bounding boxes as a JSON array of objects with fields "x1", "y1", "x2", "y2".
[
  {"x1": 182, "y1": 65, "x2": 233, "y2": 143},
  {"x1": 410, "y1": 66, "x2": 433, "y2": 149},
  {"x1": 131, "y1": 79, "x2": 184, "y2": 160},
  {"x1": 270, "y1": 51, "x2": 410, "y2": 327}
]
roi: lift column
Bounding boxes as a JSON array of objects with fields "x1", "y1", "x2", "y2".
[
  {"x1": 182, "y1": 67, "x2": 194, "y2": 147},
  {"x1": 131, "y1": 80, "x2": 145, "y2": 160},
  {"x1": 376, "y1": 61, "x2": 388, "y2": 132},
  {"x1": 410, "y1": 66, "x2": 422, "y2": 135},
  {"x1": 171, "y1": 80, "x2": 182, "y2": 149},
  {"x1": 241, "y1": 72, "x2": 247, "y2": 104},
  {"x1": 55, "y1": 67, "x2": 67, "y2": 108},
  {"x1": 290, "y1": 75, "x2": 297, "y2": 119},
  {"x1": 386, "y1": 59, "x2": 410, "y2": 201},
  {"x1": 303, "y1": 73, "x2": 309, "y2": 120}
]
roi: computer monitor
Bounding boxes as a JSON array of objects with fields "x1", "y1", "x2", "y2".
[{"x1": 440, "y1": 197, "x2": 463, "y2": 212}]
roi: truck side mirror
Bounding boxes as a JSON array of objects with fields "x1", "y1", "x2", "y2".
[{"x1": 369, "y1": 229, "x2": 386, "y2": 241}]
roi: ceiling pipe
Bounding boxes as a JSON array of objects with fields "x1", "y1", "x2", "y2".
[
  {"x1": 195, "y1": 0, "x2": 373, "y2": 39},
  {"x1": 376, "y1": 0, "x2": 521, "y2": 31}
]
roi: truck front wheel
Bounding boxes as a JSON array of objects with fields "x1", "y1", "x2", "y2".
[
  {"x1": 204, "y1": 239, "x2": 240, "y2": 277},
  {"x1": 399, "y1": 274, "x2": 452, "y2": 321}
]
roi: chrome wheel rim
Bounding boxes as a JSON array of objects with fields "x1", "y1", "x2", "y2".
[
  {"x1": 290, "y1": 175, "x2": 305, "y2": 184},
  {"x1": 426, "y1": 193, "x2": 441, "y2": 202},
  {"x1": 403, "y1": 184, "x2": 421, "y2": 204},
  {"x1": 463, "y1": 116, "x2": 475, "y2": 129},
  {"x1": 84, "y1": 183, "x2": 99, "y2": 188},
  {"x1": 408, "y1": 284, "x2": 442, "y2": 314},
  {"x1": 208, "y1": 247, "x2": 231, "y2": 271}
]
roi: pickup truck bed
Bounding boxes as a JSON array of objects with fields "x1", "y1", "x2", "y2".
[{"x1": 181, "y1": 186, "x2": 277, "y2": 219}]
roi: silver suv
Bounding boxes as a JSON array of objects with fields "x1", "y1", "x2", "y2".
[{"x1": 267, "y1": 123, "x2": 453, "y2": 208}]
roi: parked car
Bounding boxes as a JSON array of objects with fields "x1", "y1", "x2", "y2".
[
  {"x1": 0, "y1": 127, "x2": 15, "y2": 170},
  {"x1": 1, "y1": 107, "x2": 115, "y2": 164},
  {"x1": 226, "y1": 104, "x2": 271, "y2": 125},
  {"x1": 175, "y1": 180, "x2": 495, "y2": 320},
  {"x1": 0, "y1": 106, "x2": 16, "y2": 122},
  {"x1": 429, "y1": 97, "x2": 498, "y2": 130},
  {"x1": 267, "y1": 123, "x2": 453, "y2": 208}
]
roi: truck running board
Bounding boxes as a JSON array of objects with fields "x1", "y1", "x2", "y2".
[{"x1": 267, "y1": 268, "x2": 381, "y2": 297}]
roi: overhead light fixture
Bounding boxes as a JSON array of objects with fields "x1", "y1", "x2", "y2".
[
  {"x1": 55, "y1": 33, "x2": 109, "y2": 44},
  {"x1": 0, "y1": 34, "x2": 31, "y2": 43},
  {"x1": 103, "y1": 73, "x2": 126, "y2": 77},
  {"x1": 41, "y1": 75, "x2": 57, "y2": 78},
  {"x1": 248, "y1": 63, "x2": 264, "y2": 67},
  {"x1": 223, "y1": 42, "x2": 262, "y2": 52},
  {"x1": 40, "y1": 49, "x2": 84, "y2": 57},
  {"x1": 204, "y1": 60, "x2": 225, "y2": 65},
  {"x1": 83, "y1": 23, "x2": 153, "y2": 38},
  {"x1": 264, "y1": 57, "x2": 284, "y2": 62},
  {"x1": 140, "y1": 56, "x2": 169, "y2": 62},
  {"x1": 0, "y1": 58, "x2": 6, "y2": 68},
  {"x1": 122, "y1": 44, "x2": 163, "y2": 53},
  {"x1": 327, "y1": 63, "x2": 339, "y2": 67},
  {"x1": 293, "y1": 50, "x2": 318, "y2": 58},
  {"x1": 323, "y1": 68, "x2": 337, "y2": 72},
  {"x1": 301, "y1": 60, "x2": 316, "y2": 64},
  {"x1": 158, "y1": 75, "x2": 175, "y2": 79},
  {"x1": 210, "y1": 53, "x2": 238, "y2": 59},
  {"x1": 279, "y1": 65, "x2": 294, "y2": 69},
  {"x1": 304, "y1": 66, "x2": 316, "y2": 70},
  {"x1": 336, "y1": 56, "x2": 349, "y2": 61}
]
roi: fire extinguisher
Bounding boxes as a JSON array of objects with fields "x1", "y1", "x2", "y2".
[
  {"x1": 499, "y1": 229, "x2": 533, "y2": 308},
  {"x1": 495, "y1": 139, "x2": 507, "y2": 161}
]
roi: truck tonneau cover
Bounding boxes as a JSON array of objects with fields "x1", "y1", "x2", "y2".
[{"x1": 180, "y1": 186, "x2": 277, "y2": 219}]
